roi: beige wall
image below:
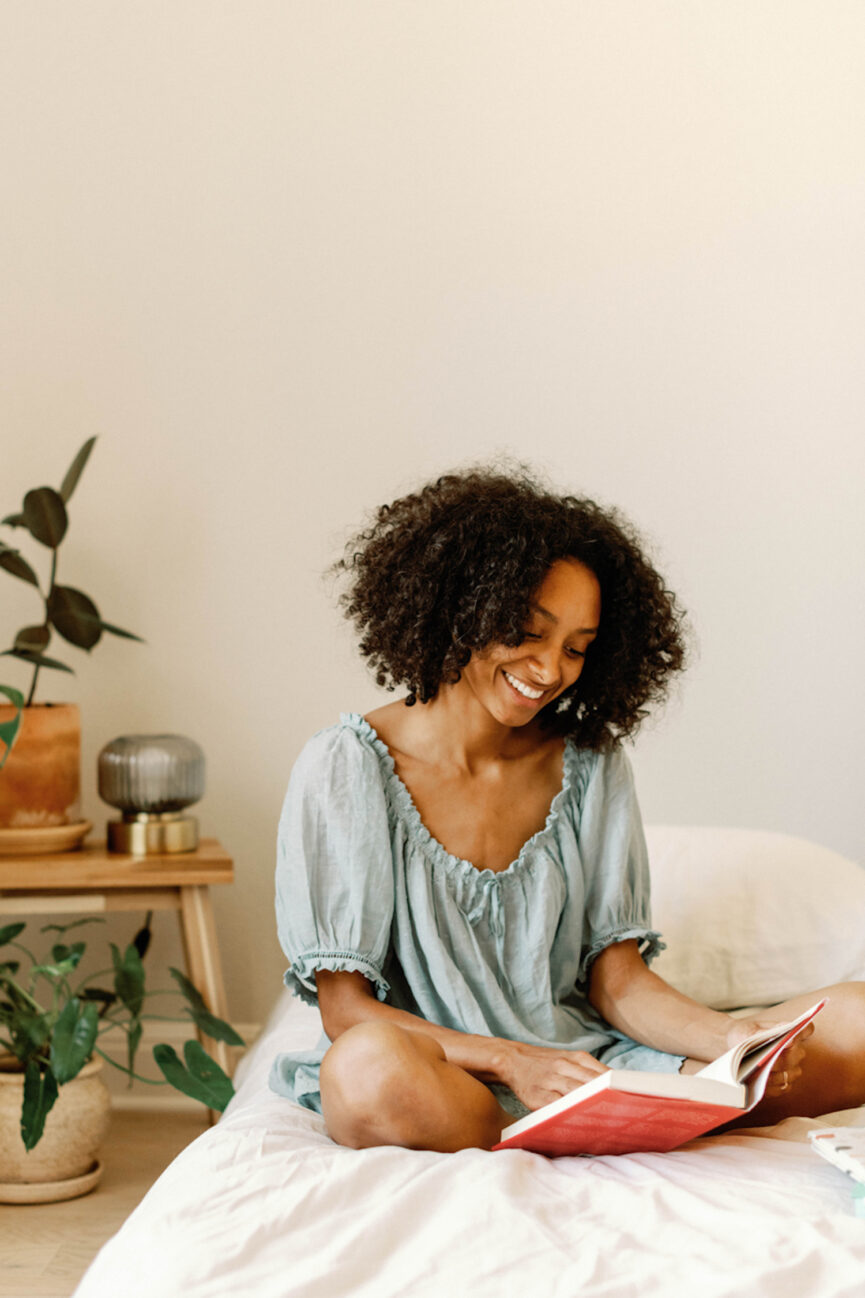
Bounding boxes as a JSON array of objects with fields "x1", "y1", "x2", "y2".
[{"x1": 2, "y1": 3, "x2": 863, "y2": 1030}]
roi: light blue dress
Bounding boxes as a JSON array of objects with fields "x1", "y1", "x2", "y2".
[{"x1": 270, "y1": 713, "x2": 684, "y2": 1118}]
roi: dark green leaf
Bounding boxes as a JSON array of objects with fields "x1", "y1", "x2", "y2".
[
  {"x1": 126, "y1": 1018, "x2": 143, "y2": 1078},
  {"x1": 14, "y1": 625, "x2": 50, "y2": 654},
  {"x1": 153, "y1": 1041, "x2": 234, "y2": 1112},
  {"x1": 168, "y1": 969, "x2": 244, "y2": 1046},
  {"x1": 40, "y1": 917, "x2": 105, "y2": 936},
  {"x1": 133, "y1": 915, "x2": 152, "y2": 959},
  {"x1": 98, "y1": 620, "x2": 145, "y2": 643},
  {"x1": 50, "y1": 998, "x2": 99, "y2": 1084},
  {"x1": 1, "y1": 512, "x2": 27, "y2": 528},
  {"x1": 1, "y1": 648, "x2": 75, "y2": 674},
  {"x1": 0, "y1": 546, "x2": 40, "y2": 587},
  {"x1": 111, "y1": 942, "x2": 145, "y2": 1016},
  {"x1": 188, "y1": 1007, "x2": 245, "y2": 1047},
  {"x1": 13, "y1": 1008, "x2": 51, "y2": 1057},
  {"x1": 59, "y1": 437, "x2": 97, "y2": 504},
  {"x1": 169, "y1": 967, "x2": 207, "y2": 1013},
  {"x1": 0, "y1": 922, "x2": 26, "y2": 948},
  {"x1": 47, "y1": 586, "x2": 102, "y2": 650},
  {"x1": 21, "y1": 1062, "x2": 59, "y2": 1151},
  {"x1": 50, "y1": 941, "x2": 85, "y2": 969},
  {"x1": 0, "y1": 688, "x2": 24, "y2": 769},
  {"x1": 80, "y1": 987, "x2": 116, "y2": 1006},
  {"x1": 22, "y1": 487, "x2": 68, "y2": 549},
  {"x1": 0, "y1": 960, "x2": 21, "y2": 978}
]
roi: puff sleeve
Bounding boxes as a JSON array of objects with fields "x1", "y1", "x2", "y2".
[
  {"x1": 275, "y1": 724, "x2": 395, "y2": 1006},
  {"x1": 574, "y1": 746, "x2": 665, "y2": 986}
]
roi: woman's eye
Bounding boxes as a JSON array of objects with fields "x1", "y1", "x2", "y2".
[
  {"x1": 565, "y1": 646, "x2": 586, "y2": 659},
  {"x1": 521, "y1": 631, "x2": 542, "y2": 641}
]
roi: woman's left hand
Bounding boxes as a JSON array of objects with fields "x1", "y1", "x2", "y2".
[{"x1": 723, "y1": 1018, "x2": 814, "y2": 1098}]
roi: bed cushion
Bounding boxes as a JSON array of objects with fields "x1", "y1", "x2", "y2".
[{"x1": 646, "y1": 825, "x2": 865, "y2": 1010}]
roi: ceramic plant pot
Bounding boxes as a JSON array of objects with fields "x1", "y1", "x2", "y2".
[
  {"x1": 0, "y1": 703, "x2": 81, "y2": 828},
  {"x1": 0, "y1": 1056, "x2": 111, "y2": 1203}
]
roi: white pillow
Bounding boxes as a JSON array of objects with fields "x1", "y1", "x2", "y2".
[{"x1": 646, "y1": 825, "x2": 865, "y2": 1010}]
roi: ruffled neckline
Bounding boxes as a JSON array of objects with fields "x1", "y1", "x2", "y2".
[{"x1": 340, "y1": 712, "x2": 577, "y2": 881}]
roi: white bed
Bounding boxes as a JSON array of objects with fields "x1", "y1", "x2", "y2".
[{"x1": 74, "y1": 827, "x2": 865, "y2": 1298}]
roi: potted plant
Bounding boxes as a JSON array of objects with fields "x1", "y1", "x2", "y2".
[
  {"x1": 0, "y1": 913, "x2": 243, "y2": 1202},
  {"x1": 0, "y1": 437, "x2": 142, "y2": 836}
]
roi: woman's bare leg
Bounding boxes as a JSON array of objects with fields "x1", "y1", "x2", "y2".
[
  {"x1": 683, "y1": 981, "x2": 865, "y2": 1126},
  {"x1": 320, "y1": 1020, "x2": 510, "y2": 1152}
]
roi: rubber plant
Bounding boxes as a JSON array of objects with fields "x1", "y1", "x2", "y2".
[
  {"x1": 0, "y1": 915, "x2": 244, "y2": 1150},
  {"x1": 0, "y1": 437, "x2": 142, "y2": 767}
]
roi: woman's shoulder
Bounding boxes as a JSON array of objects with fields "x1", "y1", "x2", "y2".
[{"x1": 289, "y1": 712, "x2": 389, "y2": 788}]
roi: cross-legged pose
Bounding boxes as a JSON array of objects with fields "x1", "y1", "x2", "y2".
[{"x1": 270, "y1": 466, "x2": 865, "y2": 1151}]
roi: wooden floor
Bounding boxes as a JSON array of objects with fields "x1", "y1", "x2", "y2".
[{"x1": 1, "y1": 1107, "x2": 208, "y2": 1298}]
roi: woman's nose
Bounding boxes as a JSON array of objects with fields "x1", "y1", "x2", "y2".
[{"x1": 526, "y1": 647, "x2": 561, "y2": 684}]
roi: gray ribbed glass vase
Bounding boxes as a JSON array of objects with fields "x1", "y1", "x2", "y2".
[{"x1": 98, "y1": 735, "x2": 205, "y2": 854}]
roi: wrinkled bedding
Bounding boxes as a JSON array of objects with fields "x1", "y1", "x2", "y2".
[{"x1": 75, "y1": 992, "x2": 865, "y2": 1298}]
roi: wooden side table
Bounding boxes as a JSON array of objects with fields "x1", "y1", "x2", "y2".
[{"x1": 0, "y1": 839, "x2": 235, "y2": 1113}]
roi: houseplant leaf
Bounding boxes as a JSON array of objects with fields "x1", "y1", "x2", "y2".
[
  {"x1": 21, "y1": 1062, "x2": 60, "y2": 1151},
  {"x1": 22, "y1": 487, "x2": 68, "y2": 549},
  {"x1": 152, "y1": 1040, "x2": 235, "y2": 1112},
  {"x1": 14, "y1": 626, "x2": 50, "y2": 653},
  {"x1": 50, "y1": 998, "x2": 99, "y2": 1084},
  {"x1": 0, "y1": 921, "x2": 26, "y2": 947},
  {"x1": 50, "y1": 941, "x2": 85, "y2": 969},
  {"x1": 40, "y1": 917, "x2": 105, "y2": 936},
  {"x1": 168, "y1": 967, "x2": 244, "y2": 1046},
  {"x1": 9, "y1": 1007, "x2": 51, "y2": 1061},
  {"x1": 133, "y1": 915, "x2": 152, "y2": 959},
  {"x1": 1, "y1": 648, "x2": 75, "y2": 674},
  {"x1": 0, "y1": 545, "x2": 40, "y2": 587},
  {"x1": 59, "y1": 437, "x2": 97, "y2": 503},
  {"x1": 47, "y1": 586, "x2": 103, "y2": 650},
  {"x1": 0, "y1": 689, "x2": 25, "y2": 768},
  {"x1": 111, "y1": 942, "x2": 145, "y2": 1016},
  {"x1": 98, "y1": 620, "x2": 145, "y2": 642},
  {"x1": 80, "y1": 987, "x2": 117, "y2": 1009},
  {"x1": 126, "y1": 1018, "x2": 143, "y2": 1076},
  {"x1": 31, "y1": 957, "x2": 82, "y2": 981}
]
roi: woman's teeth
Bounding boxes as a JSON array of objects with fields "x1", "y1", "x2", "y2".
[{"x1": 503, "y1": 671, "x2": 543, "y2": 700}]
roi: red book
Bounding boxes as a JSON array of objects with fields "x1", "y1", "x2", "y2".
[{"x1": 493, "y1": 1000, "x2": 824, "y2": 1157}]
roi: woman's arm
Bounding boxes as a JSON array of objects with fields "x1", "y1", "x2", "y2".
[
  {"x1": 316, "y1": 969, "x2": 609, "y2": 1108},
  {"x1": 317, "y1": 969, "x2": 506, "y2": 1080},
  {"x1": 587, "y1": 939, "x2": 740, "y2": 1061}
]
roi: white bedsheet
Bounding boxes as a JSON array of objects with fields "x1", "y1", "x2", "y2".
[{"x1": 74, "y1": 991, "x2": 865, "y2": 1298}]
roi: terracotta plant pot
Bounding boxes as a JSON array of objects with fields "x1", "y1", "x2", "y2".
[
  {"x1": 0, "y1": 1057, "x2": 111, "y2": 1203},
  {"x1": 0, "y1": 703, "x2": 81, "y2": 828}
]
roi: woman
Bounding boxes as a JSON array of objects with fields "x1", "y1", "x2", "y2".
[{"x1": 271, "y1": 466, "x2": 864, "y2": 1151}]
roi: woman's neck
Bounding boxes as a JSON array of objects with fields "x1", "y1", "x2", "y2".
[{"x1": 400, "y1": 681, "x2": 546, "y2": 775}]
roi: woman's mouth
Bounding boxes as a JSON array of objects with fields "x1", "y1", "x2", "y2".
[{"x1": 502, "y1": 670, "x2": 545, "y2": 703}]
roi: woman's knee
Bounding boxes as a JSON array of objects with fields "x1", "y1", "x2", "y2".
[{"x1": 320, "y1": 1021, "x2": 442, "y2": 1147}]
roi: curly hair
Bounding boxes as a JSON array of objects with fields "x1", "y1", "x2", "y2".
[{"x1": 333, "y1": 465, "x2": 687, "y2": 750}]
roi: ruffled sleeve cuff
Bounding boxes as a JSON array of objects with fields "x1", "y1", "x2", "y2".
[
  {"x1": 577, "y1": 927, "x2": 666, "y2": 988},
  {"x1": 283, "y1": 949, "x2": 391, "y2": 1007}
]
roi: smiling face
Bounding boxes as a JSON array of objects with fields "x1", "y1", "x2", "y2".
[{"x1": 460, "y1": 558, "x2": 602, "y2": 727}]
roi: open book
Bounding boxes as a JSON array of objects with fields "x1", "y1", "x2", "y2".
[{"x1": 493, "y1": 1000, "x2": 824, "y2": 1156}]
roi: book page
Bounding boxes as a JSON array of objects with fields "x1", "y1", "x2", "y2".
[{"x1": 696, "y1": 1001, "x2": 824, "y2": 1087}]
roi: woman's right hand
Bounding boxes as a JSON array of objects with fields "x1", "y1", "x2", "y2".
[{"x1": 497, "y1": 1040, "x2": 610, "y2": 1111}]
